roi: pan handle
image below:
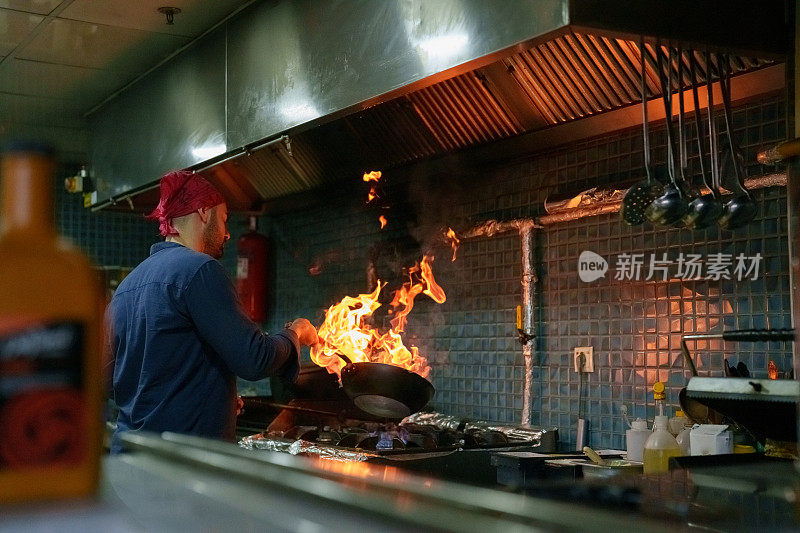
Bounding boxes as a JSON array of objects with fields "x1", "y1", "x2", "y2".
[
  {"x1": 680, "y1": 340, "x2": 698, "y2": 377},
  {"x1": 722, "y1": 329, "x2": 795, "y2": 342},
  {"x1": 683, "y1": 329, "x2": 795, "y2": 342},
  {"x1": 336, "y1": 353, "x2": 353, "y2": 365}
]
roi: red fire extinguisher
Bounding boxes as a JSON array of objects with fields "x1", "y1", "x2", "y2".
[{"x1": 236, "y1": 216, "x2": 270, "y2": 323}]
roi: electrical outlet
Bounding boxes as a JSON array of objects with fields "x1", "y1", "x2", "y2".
[{"x1": 573, "y1": 346, "x2": 594, "y2": 372}]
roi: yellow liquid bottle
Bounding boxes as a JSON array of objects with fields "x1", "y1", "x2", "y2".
[
  {"x1": 642, "y1": 415, "x2": 682, "y2": 475},
  {"x1": 0, "y1": 144, "x2": 104, "y2": 502}
]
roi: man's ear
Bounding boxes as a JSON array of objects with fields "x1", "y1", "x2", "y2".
[{"x1": 196, "y1": 206, "x2": 211, "y2": 224}]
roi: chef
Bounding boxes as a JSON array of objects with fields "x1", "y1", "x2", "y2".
[{"x1": 107, "y1": 170, "x2": 317, "y2": 452}]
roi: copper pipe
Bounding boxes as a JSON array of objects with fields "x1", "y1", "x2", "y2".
[{"x1": 757, "y1": 139, "x2": 800, "y2": 165}]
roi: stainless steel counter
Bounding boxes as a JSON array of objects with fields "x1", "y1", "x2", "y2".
[
  {"x1": 19, "y1": 432, "x2": 800, "y2": 532},
  {"x1": 1, "y1": 431, "x2": 673, "y2": 532}
]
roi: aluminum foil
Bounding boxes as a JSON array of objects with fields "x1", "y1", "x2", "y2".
[
  {"x1": 520, "y1": 224, "x2": 535, "y2": 428},
  {"x1": 239, "y1": 434, "x2": 377, "y2": 462},
  {"x1": 402, "y1": 412, "x2": 544, "y2": 443}
]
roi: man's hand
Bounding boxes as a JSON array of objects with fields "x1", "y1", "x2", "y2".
[
  {"x1": 236, "y1": 396, "x2": 244, "y2": 416},
  {"x1": 288, "y1": 318, "x2": 318, "y2": 346}
]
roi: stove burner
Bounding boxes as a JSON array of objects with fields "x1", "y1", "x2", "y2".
[
  {"x1": 464, "y1": 428, "x2": 508, "y2": 447},
  {"x1": 265, "y1": 420, "x2": 530, "y2": 455},
  {"x1": 244, "y1": 404, "x2": 558, "y2": 486}
]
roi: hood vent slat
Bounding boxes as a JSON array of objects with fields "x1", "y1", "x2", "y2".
[{"x1": 204, "y1": 32, "x2": 775, "y2": 206}]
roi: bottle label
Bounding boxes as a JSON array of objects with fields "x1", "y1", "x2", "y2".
[
  {"x1": 237, "y1": 257, "x2": 249, "y2": 279},
  {"x1": 0, "y1": 320, "x2": 86, "y2": 468}
]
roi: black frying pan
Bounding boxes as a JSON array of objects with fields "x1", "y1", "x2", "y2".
[{"x1": 336, "y1": 353, "x2": 434, "y2": 419}]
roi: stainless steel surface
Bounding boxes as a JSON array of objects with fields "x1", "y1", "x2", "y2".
[
  {"x1": 88, "y1": 0, "x2": 781, "y2": 210},
  {"x1": 224, "y1": 0, "x2": 569, "y2": 149},
  {"x1": 500, "y1": 36, "x2": 765, "y2": 126},
  {"x1": 89, "y1": 27, "x2": 227, "y2": 203},
  {"x1": 687, "y1": 377, "x2": 800, "y2": 403},
  {"x1": 686, "y1": 378, "x2": 798, "y2": 438},
  {"x1": 132, "y1": 43, "x2": 773, "y2": 209},
  {"x1": 119, "y1": 430, "x2": 657, "y2": 532},
  {"x1": 90, "y1": 0, "x2": 570, "y2": 207}
]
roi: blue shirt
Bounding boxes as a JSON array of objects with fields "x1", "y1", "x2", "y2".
[{"x1": 108, "y1": 241, "x2": 299, "y2": 452}]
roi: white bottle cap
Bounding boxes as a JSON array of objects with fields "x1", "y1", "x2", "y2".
[{"x1": 631, "y1": 418, "x2": 648, "y2": 430}]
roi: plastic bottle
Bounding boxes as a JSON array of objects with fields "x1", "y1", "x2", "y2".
[
  {"x1": 626, "y1": 418, "x2": 650, "y2": 462},
  {"x1": 676, "y1": 422, "x2": 692, "y2": 456},
  {"x1": 668, "y1": 409, "x2": 687, "y2": 436},
  {"x1": 0, "y1": 144, "x2": 104, "y2": 502},
  {"x1": 643, "y1": 415, "x2": 682, "y2": 474}
]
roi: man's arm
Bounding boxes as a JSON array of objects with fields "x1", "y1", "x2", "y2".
[{"x1": 183, "y1": 260, "x2": 306, "y2": 381}]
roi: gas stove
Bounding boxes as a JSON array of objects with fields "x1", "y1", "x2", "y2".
[{"x1": 238, "y1": 396, "x2": 558, "y2": 486}]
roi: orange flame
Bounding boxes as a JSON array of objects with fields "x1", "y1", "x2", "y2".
[
  {"x1": 768, "y1": 360, "x2": 778, "y2": 380},
  {"x1": 420, "y1": 255, "x2": 445, "y2": 303},
  {"x1": 388, "y1": 277, "x2": 423, "y2": 332},
  {"x1": 367, "y1": 187, "x2": 378, "y2": 202},
  {"x1": 363, "y1": 170, "x2": 382, "y2": 182},
  {"x1": 379, "y1": 215, "x2": 387, "y2": 229},
  {"x1": 310, "y1": 279, "x2": 436, "y2": 379},
  {"x1": 444, "y1": 228, "x2": 459, "y2": 262},
  {"x1": 388, "y1": 256, "x2": 444, "y2": 332}
]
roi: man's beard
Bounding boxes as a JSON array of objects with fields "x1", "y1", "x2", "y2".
[{"x1": 203, "y1": 211, "x2": 225, "y2": 259}]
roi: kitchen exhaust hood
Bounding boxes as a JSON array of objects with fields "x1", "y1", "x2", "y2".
[{"x1": 88, "y1": 0, "x2": 790, "y2": 212}]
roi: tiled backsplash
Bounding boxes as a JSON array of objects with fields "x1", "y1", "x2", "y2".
[
  {"x1": 256, "y1": 93, "x2": 791, "y2": 450},
  {"x1": 55, "y1": 170, "x2": 158, "y2": 268},
  {"x1": 51, "y1": 92, "x2": 791, "y2": 451}
]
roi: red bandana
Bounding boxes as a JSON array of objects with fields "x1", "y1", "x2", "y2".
[{"x1": 146, "y1": 170, "x2": 225, "y2": 236}]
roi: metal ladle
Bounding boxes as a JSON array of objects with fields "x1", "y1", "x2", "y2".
[
  {"x1": 716, "y1": 54, "x2": 757, "y2": 229},
  {"x1": 671, "y1": 47, "x2": 697, "y2": 227},
  {"x1": 682, "y1": 51, "x2": 724, "y2": 229},
  {"x1": 621, "y1": 37, "x2": 664, "y2": 225},
  {"x1": 645, "y1": 44, "x2": 689, "y2": 225}
]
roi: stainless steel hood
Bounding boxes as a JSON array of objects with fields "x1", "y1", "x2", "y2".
[{"x1": 88, "y1": 0, "x2": 790, "y2": 212}]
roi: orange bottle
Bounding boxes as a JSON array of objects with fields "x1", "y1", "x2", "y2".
[{"x1": 0, "y1": 143, "x2": 104, "y2": 502}]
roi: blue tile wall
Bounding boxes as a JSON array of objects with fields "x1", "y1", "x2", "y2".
[
  {"x1": 256, "y1": 93, "x2": 791, "y2": 450},
  {"x1": 46, "y1": 94, "x2": 790, "y2": 451},
  {"x1": 54, "y1": 167, "x2": 159, "y2": 268}
]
